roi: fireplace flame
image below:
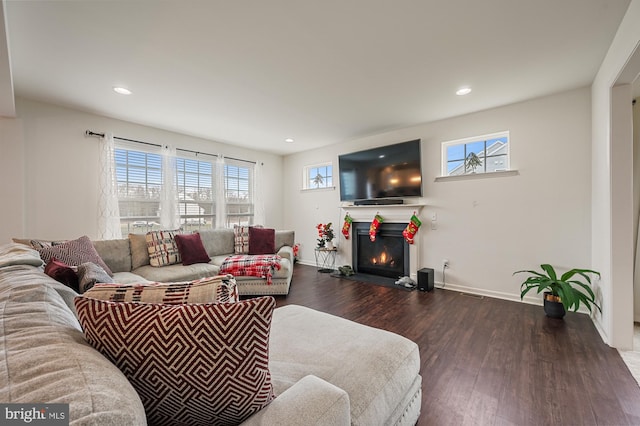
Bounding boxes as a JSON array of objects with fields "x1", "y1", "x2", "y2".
[{"x1": 370, "y1": 251, "x2": 394, "y2": 266}]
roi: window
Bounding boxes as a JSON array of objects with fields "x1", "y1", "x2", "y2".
[
  {"x1": 116, "y1": 145, "x2": 255, "y2": 232},
  {"x1": 442, "y1": 131, "x2": 510, "y2": 176},
  {"x1": 176, "y1": 157, "x2": 214, "y2": 231},
  {"x1": 225, "y1": 160, "x2": 254, "y2": 226},
  {"x1": 304, "y1": 163, "x2": 333, "y2": 189},
  {"x1": 115, "y1": 147, "x2": 163, "y2": 234}
]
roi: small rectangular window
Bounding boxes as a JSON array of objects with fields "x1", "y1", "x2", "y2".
[
  {"x1": 304, "y1": 163, "x2": 333, "y2": 189},
  {"x1": 441, "y1": 131, "x2": 510, "y2": 176}
]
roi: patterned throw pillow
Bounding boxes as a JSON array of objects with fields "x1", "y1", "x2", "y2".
[
  {"x1": 74, "y1": 296, "x2": 276, "y2": 426},
  {"x1": 76, "y1": 262, "x2": 115, "y2": 293},
  {"x1": 83, "y1": 275, "x2": 238, "y2": 304},
  {"x1": 146, "y1": 230, "x2": 181, "y2": 267},
  {"x1": 37, "y1": 235, "x2": 113, "y2": 276},
  {"x1": 234, "y1": 225, "x2": 251, "y2": 254}
]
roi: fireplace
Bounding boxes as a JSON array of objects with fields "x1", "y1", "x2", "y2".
[{"x1": 352, "y1": 222, "x2": 409, "y2": 279}]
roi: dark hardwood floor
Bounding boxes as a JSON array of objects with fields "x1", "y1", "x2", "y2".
[{"x1": 271, "y1": 264, "x2": 640, "y2": 426}]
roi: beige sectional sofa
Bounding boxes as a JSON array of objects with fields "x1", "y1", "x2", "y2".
[
  {"x1": 0, "y1": 243, "x2": 422, "y2": 425},
  {"x1": 20, "y1": 228, "x2": 295, "y2": 296}
]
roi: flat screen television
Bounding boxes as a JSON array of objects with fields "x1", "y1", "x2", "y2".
[{"x1": 338, "y1": 139, "x2": 422, "y2": 202}]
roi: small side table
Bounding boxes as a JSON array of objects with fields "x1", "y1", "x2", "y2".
[{"x1": 315, "y1": 247, "x2": 337, "y2": 273}]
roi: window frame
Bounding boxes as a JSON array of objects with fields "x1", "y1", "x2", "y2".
[
  {"x1": 440, "y1": 131, "x2": 510, "y2": 177},
  {"x1": 114, "y1": 144, "x2": 164, "y2": 235},
  {"x1": 224, "y1": 159, "x2": 254, "y2": 227},
  {"x1": 303, "y1": 162, "x2": 334, "y2": 190},
  {"x1": 175, "y1": 154, "x2": 215, "y2": 231},
  {"x1": 115, "y1": 144, "x2": 255, "y2": 232}
]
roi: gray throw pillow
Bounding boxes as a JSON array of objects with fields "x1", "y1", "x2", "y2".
[{"x1": 77, "y1": 262, "x2": 114, "y2": 293}]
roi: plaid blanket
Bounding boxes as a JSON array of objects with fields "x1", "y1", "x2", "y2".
[{"x1": 219, "y1": 254, "x2": 282, "y2": 285}]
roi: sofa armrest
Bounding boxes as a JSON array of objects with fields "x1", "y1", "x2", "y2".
[
  {"x1": 242, "y1": 375, "x2": 350, "y2": 426},
  {"x1": 277, "y1": 245, "x2": 294, "y2": 263}
]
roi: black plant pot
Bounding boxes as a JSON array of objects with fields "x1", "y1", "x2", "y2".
[{"x1": 543, "y1": 292, "x2": 566, "y2": 319}]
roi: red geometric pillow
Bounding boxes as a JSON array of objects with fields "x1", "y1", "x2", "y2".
[
  {"x1": 74, "y1": 296, "x2": 276, "y2": 425},
  {"x1": 174, "y1": 233, "x2": 211, "y2": 265}
]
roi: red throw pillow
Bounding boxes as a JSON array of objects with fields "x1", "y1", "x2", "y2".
[
  {"x1": 248, "y1": 227, "x2": 276, "y2": 255},
  {"x1": 44, "y1": 258, "x2": 79, "y2": 292},
  {"x1": 74, "y1": 296, "x2": 276, "y2": 425},
  {"x1": 174, "y1": 233, "x2": 211, "y2": 265}
]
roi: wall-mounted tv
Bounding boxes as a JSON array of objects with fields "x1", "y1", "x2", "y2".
[{"x1": 338, "y1": 139, "x2": 422, "y2": 202}]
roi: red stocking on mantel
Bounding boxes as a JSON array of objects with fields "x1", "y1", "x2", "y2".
[
  {"x1": 402, "y1": 213, "x2": 422, "y2": 244},
  {"x1": 342, "y1": 213, "x2": 352, "y2": 239},
  {"x1": 369, "y1": 214, "x2": 384, "y2": 242}
]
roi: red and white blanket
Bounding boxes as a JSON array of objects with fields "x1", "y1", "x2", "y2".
[{"x1": 219, "y1": 254, "x2": 282, "y2": 285}]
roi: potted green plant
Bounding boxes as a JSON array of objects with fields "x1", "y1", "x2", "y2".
[{"x1": 513, "y1": 264, "x2": 601, "y2": 318}]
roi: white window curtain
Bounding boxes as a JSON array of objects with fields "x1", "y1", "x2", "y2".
[
  {"x1": 253, "y1": 162, "x2": 265, "y2": 225},
  {"x1": 97, "y1": 132, "x2": 122, "y2": 239},
  {"x1": 160, "y1": 145, "x2": 180, "y2": 230},
  {"x1": 215, "y1": 155, "x2": 227, "y2": 228}
]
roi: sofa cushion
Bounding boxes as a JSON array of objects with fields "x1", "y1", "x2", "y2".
[
  {"x1": 44, "y1": 258, "x2": 79, "y2": 291},
  {"x1": 92, "y1": 238, "x2": 132, "y2": 273},
  {"x1": 74, "y1": 296, "x2": 276, "y2": 426},
  {"x1": 77, "y1": 262, "x2": 114, "y2": 293},
  {"x1": 249, "y1": 227, "x2": 276, "y2": 255},
  {"x1": 83, "y1": 275, "x2": 238, "y2": 304},
  {"x1": 37, "y1": 235, "x2": 113, "y2": 276},
  {"x1": 133, "y1": 262, "x2": 220, "y2": 283},
  {"x1": 175, "y1": 233, "x2": 211, "y2": 265},
  {"x1": 12, "y1": 237, "x2": 66, "y2": 248},
  {"x1": 269, "y1": 305, "x2": 421, "y2": 426},
  {"x1": 0, "y1": 263, "x2": 146, "y2": 424},
  {"x1": 197, "y1": 228, "x2": 234, "y2": 257},
  {"x1": 146, "y1": 230, "x2": 181, "y2": 267},
  {"x1": 129, "y1": 233, "x2": 151, "y2": 269}
]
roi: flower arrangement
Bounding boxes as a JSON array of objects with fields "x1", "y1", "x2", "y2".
[
  {"x1": 316, "y1": 223, "x2": 335, "y2": 248},
  {"x1": 292, "y1": 243, "x2": 300, "y2": 263}
]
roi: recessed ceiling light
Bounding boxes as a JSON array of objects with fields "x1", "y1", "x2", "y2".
[
  {"x1": 113, "y1": 87, "x2": 132, "y2": 95},
  {"x1": 285, "y1": 138, "x2": 294, "y2": 143},
  {"x1": 456, "y1": 87, "x2": 472, "y2": 96}
]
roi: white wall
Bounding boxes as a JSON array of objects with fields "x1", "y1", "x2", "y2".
[
  {"x1": 1, "y1": 97, "x2": 285, "y2": 241},
  {"x1": 0, "y1": 117, "x2": 25, "y2": 243},
  {"x1": 284, "y1": 88, "x2": 592, "y2": 303},
  {"x1": 592, "y1": 0, "x2": 640, "y2": 349}
]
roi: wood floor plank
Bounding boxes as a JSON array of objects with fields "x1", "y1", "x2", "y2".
[{"x1": 268, "y1": 265, "x2": 640, "y2": 425}]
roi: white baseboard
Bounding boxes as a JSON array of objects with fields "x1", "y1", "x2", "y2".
[
  {"x1": 433, "y1": 280, "x2": 596, "y2": 316},
  {"x1": 433, "y1": 280, "x2": 542, "y2": 306}
]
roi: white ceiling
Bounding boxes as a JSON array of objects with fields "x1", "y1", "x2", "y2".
[{"x1": 1, "y1": 0, "x2": 632, "y2": 155}]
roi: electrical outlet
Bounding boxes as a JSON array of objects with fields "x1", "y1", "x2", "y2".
[{"x1": 443, "y1": 259, "x2": 450, "y2": 269}]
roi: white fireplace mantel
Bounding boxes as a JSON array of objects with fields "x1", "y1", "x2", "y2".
[{"x1": 339, "y1": 203, "x2": 425, "y2": 222}]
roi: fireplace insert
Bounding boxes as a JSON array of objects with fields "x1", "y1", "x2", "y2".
[{"x1": 352, "y1": 222, "x2": 409, "y2": 279}]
